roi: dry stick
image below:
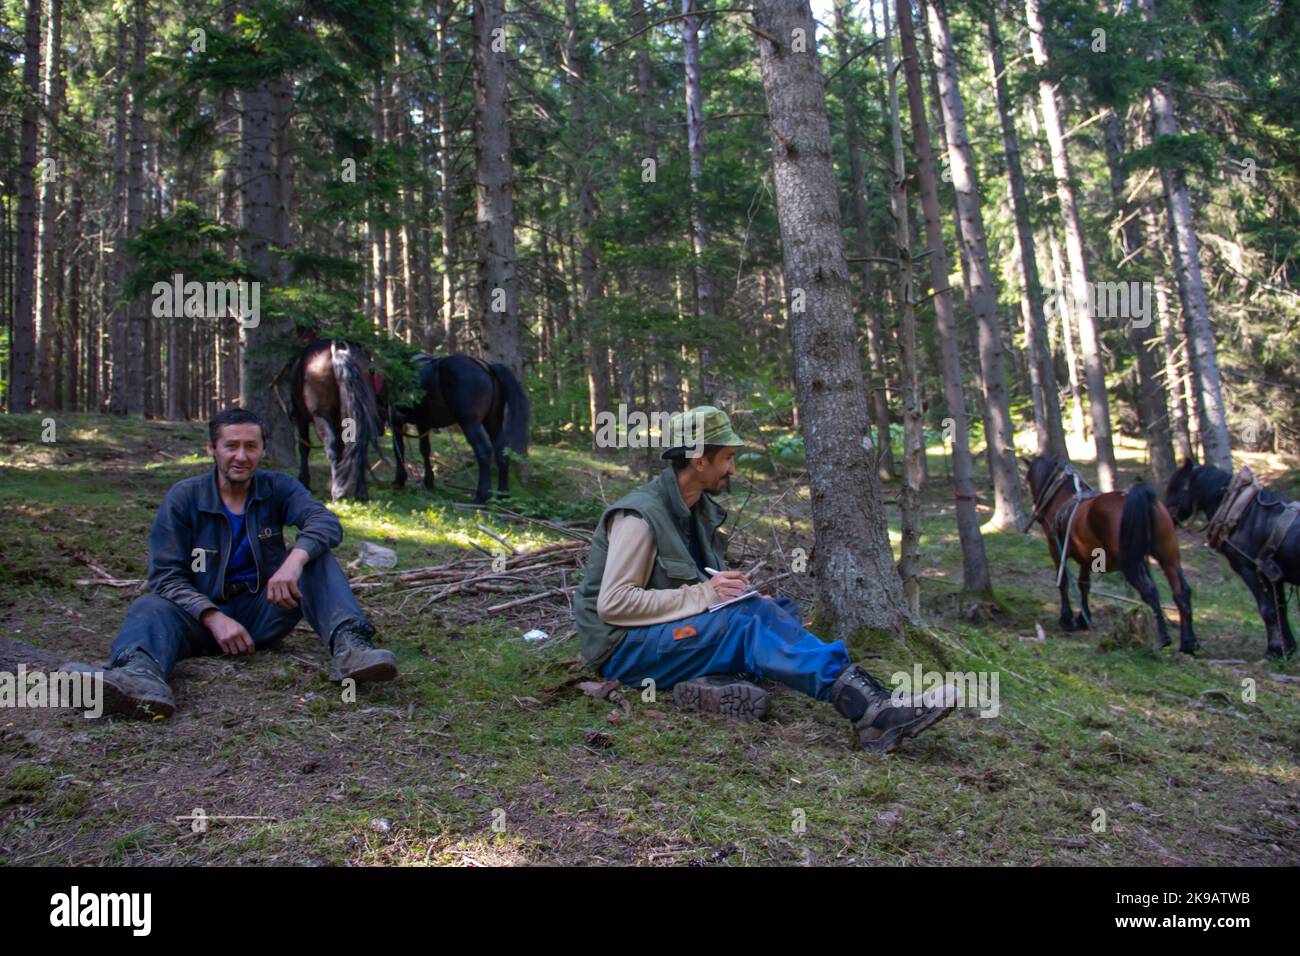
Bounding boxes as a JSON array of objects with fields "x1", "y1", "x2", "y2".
[
  {"x1": 487, "y1": 587, "x2": 576, "y2": 612},
  {"x1": 476, "y1": 524, "x2": 517, "y2": 554},
  {"x1": 1088, "y1": 588, "x2": 1178, "y2": 614}
]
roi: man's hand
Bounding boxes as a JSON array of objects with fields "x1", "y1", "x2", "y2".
[
  {"x1": 201, "y1": 609, "x2": 254, "y2": 655},
  {"x1": 266, "y1": 548, "x2": 309, "y2": 609},
  {"x1": 709, "y1": 570, "x2": 750, "y2": 600}
]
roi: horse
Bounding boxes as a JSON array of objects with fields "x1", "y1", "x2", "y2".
[
  {"x1": 382, "y1": 353, "x2": 530, "y2": 504},
  {"x1": 1165, "y1": 458, "x2": 1300, "y2": 658},
  {"x1": 1023, "y1": 454, "x2": 1196, "y2": 653},
  {"x1": 289, "y1": 339, "x2": 385, "y2": 502}
]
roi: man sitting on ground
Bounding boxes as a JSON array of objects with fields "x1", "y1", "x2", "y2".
[
  {"x1": 575, "y1": 406, "x2": 953, "y2": 754},
  {"x1": 67, "y1": 408, "x2": 396, "y2": 718}
]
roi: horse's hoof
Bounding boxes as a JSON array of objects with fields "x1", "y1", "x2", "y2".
[
  {"x1": 1059, "y1": 617, "x2": 1076, "y2": 632},
  {"x1": 1266, "y1": 647, "x2": 1285, "y2": 660},
  {"x1": 1074, "y1": 614, "x2": 1090, "y2": 631}
]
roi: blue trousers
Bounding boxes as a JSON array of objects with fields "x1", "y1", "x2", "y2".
[
  {"x1": 109, "y1": 552, "x2": 371, "y2": 679},
  {"x1": 600, "y1": 595, "x2": 850, "y2": 701}
]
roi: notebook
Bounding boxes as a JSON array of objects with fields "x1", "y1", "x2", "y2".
[{"x1": 708, "y1": 591, "x2": 760, "y2": 613}]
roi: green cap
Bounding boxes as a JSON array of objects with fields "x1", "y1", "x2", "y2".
[{"x1": 661, "y1": 405, "x2": 746, "y2": 459}]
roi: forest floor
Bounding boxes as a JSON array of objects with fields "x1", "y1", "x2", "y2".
[{"x1": 2, "y1": 413, "x2": 1299, "y2": 866}]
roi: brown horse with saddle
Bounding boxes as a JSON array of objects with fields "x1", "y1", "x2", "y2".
[{"x1": 1023, "y1": 455, "x2": 1196, "y2": 653}]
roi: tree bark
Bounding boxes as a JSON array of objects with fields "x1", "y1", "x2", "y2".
[
  {"x1": 1101, "y1": 107, "x2": 1175, "y2": 485},
  {"x1": 926, "y1": 0, "x2": 1025, "y2": 531},
  {"x1": 1137, "y1": 0, "x2": 1233, "y2": 471},
  {"x1": 238, "y1": 72, "x2": 294, "y2": 462},
  {"x1": 985, "y1": 14, "x2": 1065, "y2": 460},
  {"x1": 884, "y1": 0, "x2": 923, "y2": 616},
  {"x1": 683, "y1": 0, "x2": 720, "y2": 403},
  {"x1": 563, "y1": 0, "x2": 611, "y2": 449},
  {"x1": 898, "y1": 0, "x2": 991, "y2": 594},
  {"x1": 752, "y1": 0, "x2": 911, "y2": 637},
  {"x1": 1026, "y1": 0, "x2": 1117, "y2": 489},
  {"x1": 124, "y1": 0, "x2": 148, "y2": 417},
  {"x1": 11, "y1": 0, "x2": 41, "y2": 413},
  {"x1": 833, "y1": 1, "x2": 895, "y2": 482},
  {"x1": 33, "y1": 0, "x2": 63, "y2": 409},
  {"x1": 474, "y1": 0, "x2": 522, "y2": 377}
]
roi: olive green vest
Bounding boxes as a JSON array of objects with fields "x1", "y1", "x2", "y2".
[{"x1": 575, "y1": 466, "x2": 729, "y2": 670}]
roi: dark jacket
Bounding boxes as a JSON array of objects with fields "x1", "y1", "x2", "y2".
[
  {"x1": 146, "y1": 467, "x2": 343, "y2": 621},
  {"x1": 575, "y1": 466, "x2": 728, "y2": 670}
]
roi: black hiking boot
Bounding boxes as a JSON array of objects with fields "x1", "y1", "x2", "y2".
[
  {"x1": 62, "y1": 654, "x2": 176, "y2": 720},
  {"x1": 328, "y1": 623, "x2": 397, "y2": 684},
  {"x1": 672, "y1": 674, "x2": 770, "y2": 722},
  {"x1": 830, "y1": 665, "x2": 955, "y2": 754}
]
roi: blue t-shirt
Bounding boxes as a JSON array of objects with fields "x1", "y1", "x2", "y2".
[
  {"x1": 687, "y1": 520, "x2": 706, "y2": 575},
  {"x1": 222, "y1": 503, "x2": 259, "y2": 585}
]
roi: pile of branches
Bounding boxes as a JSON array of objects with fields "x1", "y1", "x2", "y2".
[{"x1": 361, "y1": 536, "x2": 589, "y2": 635}]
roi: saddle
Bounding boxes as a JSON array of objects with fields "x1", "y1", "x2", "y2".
[
  {"x1": 1206, "y1": 466, "x2": 1299, "y2": 583},
  {"x1": 1206, "y1": 466, "x2": 1259, "y2": 550}
]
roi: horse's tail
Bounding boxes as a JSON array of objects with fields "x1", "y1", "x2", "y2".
[
  {"x1": 331, "y1": 341, "x2": 383, "y2": 499},
  {"x1": 1120, "y1": 483, "x2": 1157, "y2": 588},
  {"x1": 489, "y1": 362, "x2": 531, "y2": 457}
]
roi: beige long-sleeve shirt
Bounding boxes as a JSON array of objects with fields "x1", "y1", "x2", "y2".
[{"x1": 596, "y1": 511, "x2": 719, "y2": 626}]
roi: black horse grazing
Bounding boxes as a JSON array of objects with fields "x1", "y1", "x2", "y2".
[
  {"x1": 385, "y1": 353, "x2": 530, "y2": 503},
  {"x1": 289, "y1": 339, "x2": 385, "y2": 501},
  {"x1": 1024, "y1": 454, "x2": 1195, "y2": 652},
  {"x1": 1165, "y1": 459, "x2": 1300, "y2": 658}
]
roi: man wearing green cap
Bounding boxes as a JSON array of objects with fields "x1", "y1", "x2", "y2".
[{"x1": 574, "y1": 406, "x2": 954, "y2": 754}]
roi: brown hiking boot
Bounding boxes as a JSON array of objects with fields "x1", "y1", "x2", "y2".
[
  {"x1": 62, "y1": 656, "x2": 176, "y2": 720},
  {"x1": 672, "y1": 674, "x2": 770, "y2": 722},
  {"x1": 830, "y1": 665, "x2": 955, "y2": 754},
  {"x1": 328, "y1": 625, "x2": 397, "y2": 684}
]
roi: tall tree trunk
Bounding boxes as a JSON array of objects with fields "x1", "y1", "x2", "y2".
[
  {"x1": 833, "y1": 1, "x2": 895, "y2": 481},
  {"x1": 632, "y1": 0, "x2": 681, "y2": 415},
  {"x1": 124, "y1": 0, "x2": 148, "y2": 417},
  {"x1": 884, "y1": 0, "x2": 923, "y2": 616},
  {"x1": 436, "y1": 0, "x2": 458, "y2": 352},
  {"x1": 68, "y1": 186, "x2": 81, "y2": 411},
  {"x1": 985, "y1": 14, "x2": 1065, "y2": 460},
  {"x1": 371, "y1": 77, "x2": 390, "y2": 332},
  {"x1": 1145, "y1": 203, "x2": 1192, "y2": 461},
  {"x1": 33, "y1": 0, "x2": 62, "y2": 409},
  {"x1": 926, "y1": 0, "x2": 1025, "y2": 530},
  {"x1": 752, "y1": 0, "x2": 911, "y2": 637},
  {"x1": 238, "y1": 73, "x2": 294, "y2": 462},
  {"x1": 898, "y1": 0, "x2": 991, "y2": 594},
  {"x1": 683, "y1": 0, "x2": 720, "y2": 403},
  {"x1": 1026, "y1": 0, "x2": 1117, "y2": 489},
  {"x1": 1137, "y1": 0, "x2": 1233, "y2": 471},
  {"x1": 474, "y1": 0, "x2": 522, "y2": 377},
  {"x1": 1101, "y1": 107, "x2": 1175, "y2": 485},
  {"x1": 11, "y1": 0, "x2": 41, "y2": 413},
  {"x1": 564, "y1": 0, "x2": 610, "y2": 449}
]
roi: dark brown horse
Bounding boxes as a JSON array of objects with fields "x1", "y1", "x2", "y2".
[
  {"x1": 381, "y1": 352, "x2": 530, "y2": 504},
  {"x1": 1165, "y1": 458, "x2": 1299, "y2": 658},
  {"x1": 289, "y1": 339, "x2": 385, "y2": 501},
  {"x1": 1024, "y1": 454, "x2": 1196, "y2": 653}
]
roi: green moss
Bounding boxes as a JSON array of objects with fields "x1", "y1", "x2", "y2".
[{"x1": 3, "y1": 763, "x2": 54, "y2": 804}]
